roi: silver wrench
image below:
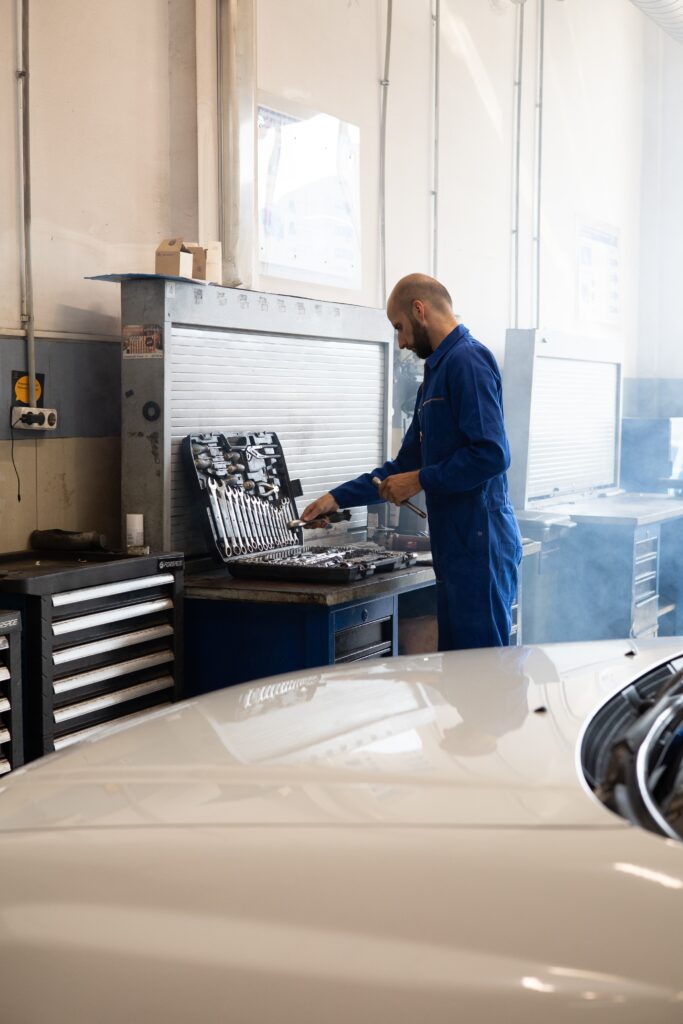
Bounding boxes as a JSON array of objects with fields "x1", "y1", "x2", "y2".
[
  {"x1": 218, "y1": 482, "x2": 245, "y2": 554},
  {"x1": 278, "y1": 501, "x2": 288, "y2": 544},
  {"x1": 264, "y1": 498, "x2": 279, "y2": 547},
  {"x1": 243, "y1": 491, "x2": 265, "y2": 551},
  {"x1": 206, "y1": 477, "x2": 230, "y2": 556},
  {"x1": 238, "y1": 490, "x2": 259, "y2": 552},
  {"x1": 254, "y1": 496, "x2": 272, "y2": 551},
  {"x1": 228, "y1": 487, "x2": 253, "y2": 552}
]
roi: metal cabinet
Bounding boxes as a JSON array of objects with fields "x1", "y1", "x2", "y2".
[
  {"x1": 0, "y1": 553, "x2": 184, "y2": 760},
  {"x1": 0, "y1": 612, "x2": 23, "y2": 772},
  {"x1": 547, "y1": 522, "x2": 661, "y2": 642}
]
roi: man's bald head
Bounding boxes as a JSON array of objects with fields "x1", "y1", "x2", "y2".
[
  {"x1": 387, "y1": 274, "x2": 457, "y2": 358},
  {"x1": 387, "y1": 274, "x2": 453, "y2": 320}
]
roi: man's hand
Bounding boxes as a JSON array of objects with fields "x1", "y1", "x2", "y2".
[
  {"x1": 300, "y1": 492, "x2": 340, "y2": 528},
  {"x1": 379, "y1": 470, "x2": 422, "y2": 506}
]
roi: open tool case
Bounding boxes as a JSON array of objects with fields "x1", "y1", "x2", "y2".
[{"x1": 183, "y1": 431, "x2": 416, "y2": 583}]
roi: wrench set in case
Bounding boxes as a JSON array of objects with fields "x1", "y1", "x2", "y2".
[{"x1": 183, "y1": 432, "x2": 416, "y2": 583}]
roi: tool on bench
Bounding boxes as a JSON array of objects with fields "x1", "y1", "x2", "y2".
[
  {"x1": 287, "y1": 509, "x2": 352, "y2": 531},
  {"x1": 371, "y1": 476, "x2": 427, "y2": 519},
  {"x1": 183, "y1": 431, "x2": 417, "y2": 582}
]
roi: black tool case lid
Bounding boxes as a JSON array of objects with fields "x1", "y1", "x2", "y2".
[
  {"x1": 183, "y1": 432, "x2": 416, "y2": 582},
  {"x1": 183, "y1": 431, "x2": 304, "y2": 562}
]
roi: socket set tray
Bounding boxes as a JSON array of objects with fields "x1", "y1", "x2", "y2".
[{"x1": 183, "y1": 432, "x2": 416, "y2": 583}]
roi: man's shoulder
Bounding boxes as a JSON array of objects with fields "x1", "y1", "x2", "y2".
[{"x1": 444, "y1": 331, "x2": 500, "y2": 375}]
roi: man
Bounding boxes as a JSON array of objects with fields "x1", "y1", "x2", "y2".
[{"x1": 301, "y1": 273, "x2": 522, "y2": 651}]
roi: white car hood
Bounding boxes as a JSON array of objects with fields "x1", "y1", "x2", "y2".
[{"x1": 2, "y1": 637, "x2": 682, "y2": 833}]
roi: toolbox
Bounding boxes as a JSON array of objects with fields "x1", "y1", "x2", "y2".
[
  {"x1": 183, "y1": 431, "x2": 416, "y2": 583},
  {"x1": 0, "y1": 552, "x2": 183, "y2": 760},
  {"x1": 0, "y1": 612, "x2": 23, "y2": 773}
]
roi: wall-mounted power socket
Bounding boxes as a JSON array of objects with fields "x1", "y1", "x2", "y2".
[{"x1": 11, "y1": 406, "x2": 58, "y2": 431}]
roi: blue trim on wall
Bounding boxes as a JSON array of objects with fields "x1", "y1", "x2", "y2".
[{"x1": 0, "y1": 337, "x2": 120, "y2": 440}]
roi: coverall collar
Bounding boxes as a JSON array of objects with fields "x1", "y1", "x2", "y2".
[{"x1": 425, "y1": 323, "x2": 468, "y2": 370}]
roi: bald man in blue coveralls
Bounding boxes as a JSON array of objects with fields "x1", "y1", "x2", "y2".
[{"x1": 302, "y1": 273, "x2": 523, "y2": 651}]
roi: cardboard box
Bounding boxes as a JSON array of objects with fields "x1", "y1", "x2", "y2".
[
  {"x1": 185, "y1": 244, "x2": 207, "y2": 280},
  {"x1": 155, "y1": 238, "x2": 193, "y2": 278},
  {"x1": 205, "y1": 241, "x2": 222, "y2": 284}
]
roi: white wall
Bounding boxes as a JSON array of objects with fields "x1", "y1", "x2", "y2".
[
  {"x1": 436, "y1": 0, "x2": 519, "y2": 354},
  {"x1": 1, "y1": 0, "x2": 198, "y2": 340},
  {"x1": 2, "y1": 0, "x2": 677, "y2": 350},
  {"x1": 540, "y1": 0, "x2": 645, "y2": 373},
  {"x1": 2, "y1": 0, "x2": 683, "y2": 549},
  {"x1": 638, "y1": 22, "x2": 683, "y2": 380}
]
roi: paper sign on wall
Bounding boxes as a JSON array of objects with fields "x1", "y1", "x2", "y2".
[
  {"x1": 577, "y1": 221, "x2": 620, "y2": 325},
  {"x1": 122, "y1": 325, "x2": 163, "y2": 358}
]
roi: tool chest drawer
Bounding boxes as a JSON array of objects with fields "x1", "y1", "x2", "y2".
[
  {"x1": 333, "y1": 597, "x2": 395, "y2": 633},
  {"x1": 0, "y1": 553, "x2": 183, "y2": 760},
  {"x1": 333, "y1": 598, "x2": 396, "y2": 665},
  {"x1": 335, "y1": 620, "x2": 393, "y2": 663},
  {"x1": 0, "y1": 613, "x2": 24, "y2": 773}
]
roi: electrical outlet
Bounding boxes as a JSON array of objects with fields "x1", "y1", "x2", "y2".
[{"x1": 11, "y1": 406, "x2": 58, "y2": 431}]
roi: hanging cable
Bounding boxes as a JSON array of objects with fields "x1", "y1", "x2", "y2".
[
  {"x1": 8, "y1": 411, "x2": 21, "y2": 503},
  {"x1": 378, "y1": 0, "x2": 393, "y2": 305}
]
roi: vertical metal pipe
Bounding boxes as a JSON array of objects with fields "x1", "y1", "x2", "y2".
[
  {"x1": 533, "y1": 0, "x2": 545, "y2": 329},
  {"x1": 378, "y1": 0, "x2": 393, "y2": 305},
  {"x1": 215, "y1": 0, "x2": 225, "y2": 254},
  {"x1": 18, "y1": 0, "x2": 36, "y2": 407},
  {"x1": 217, "y1": 0, "x2": 255, "y2": 287},
  {"x1": 511, "y1": 0, "x2": 525, "y2": 329},
  {"x1": 431, "y1": 0, "x2": 440, "y2": 278}
]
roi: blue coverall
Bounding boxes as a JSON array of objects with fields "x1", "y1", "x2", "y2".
[{"x1": 330, "y1": 324, "x2": 523, "y2": 651}]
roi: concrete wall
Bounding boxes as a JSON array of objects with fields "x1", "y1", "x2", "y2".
[
  {"x1": 1, "y1": 0, "x2": 681, "y2": 551},
  {"x1": 0, "y1": 0, "x2": 198, "y2": 550}
]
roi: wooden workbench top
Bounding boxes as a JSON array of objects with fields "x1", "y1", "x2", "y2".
[{"x1": 184, "y1": 563, "x2": 437, "y2": 607}]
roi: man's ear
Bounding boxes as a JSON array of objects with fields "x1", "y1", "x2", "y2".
[{"x1": 412, "y1": 299, "x2": 426, "y2": 323}]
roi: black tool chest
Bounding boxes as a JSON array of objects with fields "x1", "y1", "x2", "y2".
[
  {"x1": 0, "y1": 612, "x2": 24, "y2": 773},
  {"x1": 0, "y1": 552, "x2": 183, "y2": 760},
  {"x1": 184, "y1": 431, "x2": 415, "y2": 582}
]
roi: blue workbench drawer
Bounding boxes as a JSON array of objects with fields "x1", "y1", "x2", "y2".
[{"x1": 332, "y1": 596, "x2": 395, "y2": 634}]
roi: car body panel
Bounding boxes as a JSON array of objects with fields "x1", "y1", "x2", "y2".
[
  {"x1": 2, "y1": 639, "x2": 683, "y2": 832},
  {"x1": 0, "y1": 825, "x2": 682, "y2": 1022},
  {"x1": 0, "y1": 638, "x2": 682, "y2": 1021}
]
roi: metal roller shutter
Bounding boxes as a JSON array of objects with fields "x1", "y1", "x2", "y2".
[{"x1": 169, "y1": 327, "x2": 387, "y2": 554}]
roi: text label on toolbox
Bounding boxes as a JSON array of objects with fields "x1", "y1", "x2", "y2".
[
  {"x1": 159, "y1": 559, "x2": 183, "y2": 571},
  {"x1": 0, "y1": 617, "x2": 19, "y2": 631}
]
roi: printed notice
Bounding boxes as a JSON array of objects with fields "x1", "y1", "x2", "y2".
[
  {"x1": 122, "y1": 324, "x2": 163, "y2": 358},
  {"x1": 577, "y1": 222, "x2": 620, "y2": 325}
]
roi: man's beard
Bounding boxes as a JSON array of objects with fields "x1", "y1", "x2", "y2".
[{"x1": 409, "y1": 316, "x2": 432, "y2": 360}]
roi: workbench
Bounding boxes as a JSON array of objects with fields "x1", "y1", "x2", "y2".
[
  {"x1": 184, "y1": 563, "x2": 436, "y2": 693},
  {"x1": 184, "y1": 538, "x2": 541, "y2": 692}
]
